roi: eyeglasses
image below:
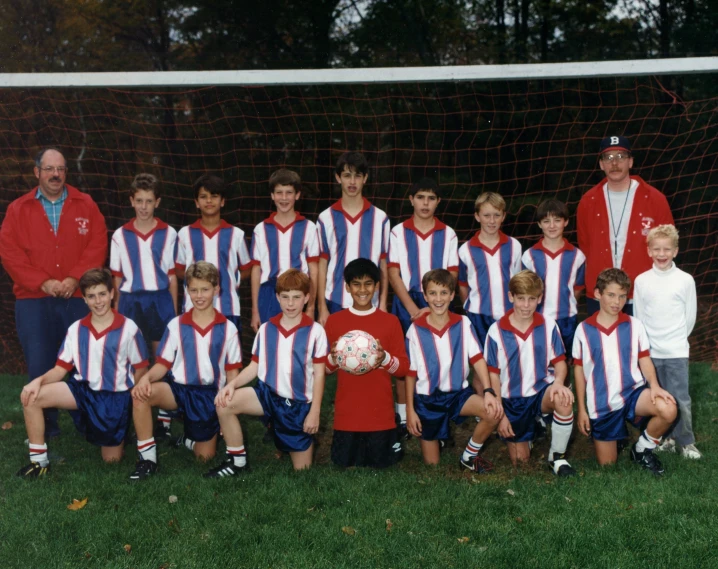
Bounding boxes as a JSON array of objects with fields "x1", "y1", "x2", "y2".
[
  {"x1": 601, "y1": 153, "x2": 630, "y2": 163},
  {"x1": 38, "y1": 166, "x2": 67, "y2": 173}
]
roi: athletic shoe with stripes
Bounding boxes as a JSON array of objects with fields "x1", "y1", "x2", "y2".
[
  {"x1": 16, "y1": 462, "x2": 50, "y2": 478},
  {"x1": 548, "y1": 452, "x2": 577, "y2": 477},
  {"x1": 460, "y1": 453, "x2": 494, "y2": 474},
  {"x1": 630, "y1": 444, "x2": 665, "y2": 476},
  {"x1": 203, "y1": 458, "x2": 248, "y2": 478},
  {"x1": 129, "y1": 459, "x2": 158, "y2": 481}
]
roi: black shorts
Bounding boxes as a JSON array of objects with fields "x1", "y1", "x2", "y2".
[{"x1": 331, "y1": 428, "x2": 404, "y2": 468}]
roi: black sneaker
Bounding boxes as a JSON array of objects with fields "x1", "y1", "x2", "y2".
[
  {"x1": 548, "y1": 452, "x2": 577, "y2": 477},
  {"x1": 129, "y1": 459, "x2": 158, "y2": 481},
  {"x1": 396, "y1": 422, "x2": 410, "y2": 441},
  {"x1": 460, "y1": 454, "x2": 494, "y2": 474},
  {"x1": 631, "y1": 444, "x2": 665, "y2": 476},
  {"x1": 153, "y1": 421, "x2": 172, "y2": 442},
  {"x1": 203, "y1": 458, "x2": 248, "y2": 478},
  {"x1": 16, "y1": 462, "x2": 50, "y2": 478}
]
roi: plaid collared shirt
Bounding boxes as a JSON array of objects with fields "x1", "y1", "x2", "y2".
[{"x1": 35, "y1": 187, "x2": 67, "y2": 234}]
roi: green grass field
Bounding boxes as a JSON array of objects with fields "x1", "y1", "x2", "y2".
[{"x1": 1, "y1": 365, "x2": 716, "y2": 569}]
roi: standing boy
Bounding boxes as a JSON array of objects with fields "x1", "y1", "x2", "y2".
[
  {"x1": 458, "y1": 192, "x2": 522, "y2": 347},
  {"x1": 250, "y1": 169, "x2": 319, "y2": 331},
  {"x1": 388, "y1": 178, "x2": 459, "y2": 433},
  {"x1": 573, "y1": 268, "x2": 677, "y2": 475},
  {"x1": 206, "y1": 269, "x2": 327, "y2": 475},
  {"x1": 317, "y1": 152, "x2": 390, "y2": 326},
  {"x1": 17, "y1": 268, "x2": 148, "y2": 477},
  {"x1": 485, "y1": 270, "x2": 577, "y2": 476},
  {"x1": 129, "y1": 261, "x2": 243, "y2": 480},
  {"x1": 633, "y1": 225, "x2": 700, "y2": 459},
  {"x1": 521, "y1": 199, "x2": 586, "y2": 356},
  {"x1": 405, "y1": 269, "x2": 502, "y2": 472},
  {"x1": 325, "y1": 258, "x2": 410, "y2": 468}
]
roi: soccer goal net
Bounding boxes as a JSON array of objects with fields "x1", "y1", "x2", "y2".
[{"x1": 1, "y1": 58, "x2": 716, "y2": 373}]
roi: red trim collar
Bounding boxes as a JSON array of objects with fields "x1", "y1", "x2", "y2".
[
  {"x1": 403, "y1": 216, "x2": 447, "y2": 239},
  {"x1": 123, "y1": 218, "x2": 169, "y2": 240},
  {"x1": 189, "y1": 219, "x2": 233, "y2": 238},
  {"x1": 330, "y1": 198, "x2": 373, "y2": 224},
  {"x1": 179, "y1": 309, "x2": 228, "y2": 336},
  {"x1": 468, "y1": 231, "x2": 509, "y2": 255},
  {"x1": 531, "y1": 239, "x2": 575, "y2": 259},
  {"x1": 269, "y1": 313, "x2": 314, "y2": 337},
  {"x1": 498, "y1": 309, "x2": 545, "y2": 341},
  {"x1": 413, "y1": 312, "x2": 463, "y2": 337},
  {"x1": 80, "y1": 311, "x2": 126, "y2": 340},
  {"x1": 264, "y1": 211, "x2": 306, "y2": 233},
  {"x1": 583, "y1": 311, "x2": 631, "y2": 336}
]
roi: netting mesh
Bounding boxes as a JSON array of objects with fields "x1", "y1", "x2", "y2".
[{"x1": 1, "y1": 76, "x2": 716, "y2": 374}]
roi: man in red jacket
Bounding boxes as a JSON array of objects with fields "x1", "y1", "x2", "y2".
[
  {"x1": 0, "y1": 148, "x2": 107, "y2": 437},
  {"x1": 577, "y1": 136, "x2": 674, "y2": 316}
]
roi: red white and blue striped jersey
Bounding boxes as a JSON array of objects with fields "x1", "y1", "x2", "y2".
[
  {"x1": 521, "y1": 240, "x2": 586, "y2": 320},
  {"x1": 318, "y1": 198, "x2": 389, "y2": 308},
  {"x1": 110, "y1": 219, "x2": 177, "y2": 293},
  {"x1": 388, "y1": 218, "x2": 459, "y2": 293},
  {"x1": 458, "y1": 232, "x2": 522, "y2": 319},
  {"x1": 176, "y1": 220, "x2": 252, "y2": 316},
  {"x1": 250, "y1": 213, "x2": 319, "y2": 284},
  {"x1": 251, "y1": 314, "x2": 328, "y2": 402},
  {"x1": 156, "y1": 310, "x2": 243, "y2": 388},
  {"x1": 485, "y1": 311, "x2": 566, "y2": 399},
  {"x1": 572, "y1": 313, "x2": 650, "y2": 419},
  {"x1": 406, "y1": 313, "x2": 483, "y2": 395},
  {"x1": 56, "y1": 313, "x2": 149, "y2": 392}
]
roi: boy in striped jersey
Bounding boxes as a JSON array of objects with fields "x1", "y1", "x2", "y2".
[
  {"x1": 405, "y1": 270, "x2": 501, "y2": 472},
  {"x1": 485, "y1": 270, "x2": 577, "y2": 476},
  {"x1": 317, "y1": 152, "x2": 390, "y2": 326},
  {"x1": 129, "y1": 262, "x2": 243, "y2": 480},
  {"x1": 206, "y1": 269, "x2": 328, "y2": 475},
  {"x1": 573, "y1": 268, "x2": 677, "y2": 475},
  {"x1": 521, "y1": 199, "x2": 585, "y2": 357},
  {"x1": 17, "y1": 268, "x2": 149, "y2": 478},
  {"x1": 458, "y1": 192, "x2": 522, "y2": 348},
  {"x1": 250, "y1": 169, "x2": 319, "y2": 331}
]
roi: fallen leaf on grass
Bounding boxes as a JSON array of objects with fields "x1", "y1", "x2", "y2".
[
  {"x1": 626, "y1": 505, "x2": 633, "y2": 511},
  {"x1": 515, "y1": 517, "x2": 523, "y2": 523},
  {"x1": 342, "y1": 526, "x2": 356, "y2": 536},
  {"x1": 565, "y1": 496, "x2": 572, "y2": 503},
  {"x1": 168, "y1": 495, "x2": 178, "y2": 504},
  {"x1": 84, "y1": 552, "x2": 91, "y2": 559},
  {"x1": 506, "y1": 489, "x2": 516, "y2": 496},
  {"x1": 123, "y1": 544, "x2": 132, "y2": 554},
  {"x1": 67, "y1": 498, "x2": 88, "y2": 511},
  {"x1": 385, "y1": 519, "x2": 393, "y2": 532},
  {"x1": 457, "y1": 537, "x2": 470, "y2": 544},
  {"x1": 1, "y1": 421, "x2": 13, "y2": 430}
]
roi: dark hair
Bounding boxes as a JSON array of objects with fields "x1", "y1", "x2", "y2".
[
  {"x1": 421, "y1": 269, "x2": 455, "y2": 293},
  {"x1": 536, "y1": 199, "x2": 569, "y2": 221},
  {"x1": 193, "y1": 174, "x2": 225, "y2": 200},
  {"x1": 595, "y1": 268, "x2": 631, "y2": 294},
  {"x1": 409, "y1": 178, "x2": 440, "y2": 198},
  {"x1": 34, "y1": 147, "x2": 65, "y2": 168},
  {"x1": 79, "y1": 268, "x2": 113, "y2": 295},
  {"x1": 131, "y1": 173, "x2": 160, "y2": 197},
  {"x1": 335, "y1": 152, "x2": 369, "y2": 176},
  {"x1": 343, "y1": 258, "x2": 380, "y2": 285},
  {"x1": 276, "y1": 268, "x2": 310, "y2": 295},
  {"x1": 269, "y1": 169, "x2": 301, "y2": 194}
]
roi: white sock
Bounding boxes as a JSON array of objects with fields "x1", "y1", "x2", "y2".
[
  {"x1": 395, "y1": 403, "x2": 407, "y2": 424},
  {"x1": 462, "y1": 439, "x2": 483, "y2": 462},
  {"x1": 182, "y1": 436, "x2": 196, "y2": 451},
  {"x1": 137, "y1": 438, "x2": 157, "y2": 463},
  {"x1": 29, "y1": 443, "x2": 49, "y2": 467},
  {"x1": 226, "y1": 445, "x2": 247, "y2": 467},
  {"x1": 157, "y1": 409, "x2": 172, "y2": 430},
  {"x1": 635, "y1": 430, "x2": 661, "y2": 453},
  {"x1": 549, "y1": 412, "x2": 574, "y2": 457}
]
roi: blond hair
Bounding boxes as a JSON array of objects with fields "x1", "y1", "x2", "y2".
[
  {"x1": 474, "y1": 192, "x2": 506, "y2": 214},
  {"x1": 185, "y1": 261, "x2": 219, "y2": 288},
  {"x1": 509, "y1": 270, "x2": 544, "y2": 297},
  {"x1": 647, "y1": 224, "x2": 679, "y2": 248}
]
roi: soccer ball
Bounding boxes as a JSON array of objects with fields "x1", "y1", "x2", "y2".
[{"x1": 334, "y1": 330, "x2": 380, "y2": 375}]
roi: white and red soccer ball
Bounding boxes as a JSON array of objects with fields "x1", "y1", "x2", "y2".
[{"x1": 334, "y1": 330, "x2": 380, "y2": 374}]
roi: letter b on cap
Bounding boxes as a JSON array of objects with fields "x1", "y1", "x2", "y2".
[{"x1": 610, "y1": 136, "x2": 620, "y2": 146}]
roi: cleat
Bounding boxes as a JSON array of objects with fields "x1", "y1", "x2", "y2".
[
  {"x1": 16, "y1": 462, "x2": 50, "y2": 478},
  {"x1": 681, "y1": 444, "x2": 702, "y2": 460},
  {"x1": 203, "y1": 458, "x2": 248, "y2": 478},
  {"x1": 153, "y1": 421, "x2": 172, "y2": 442},
  {"x1": 655, "y1": 438, "x2": 676, "y2": 453},
  {"x1": 129, "y1": 459, "x2": 158, "y2": 481},
  {"x1": 549, "y1": 452, "x2": 577, "y2": 477},
  {"x1": 631, "y1": 444, "x2": 665, "y2": 476},
  {"x1": 460, "y1": 454, "x2": 494, "y2": 474}
]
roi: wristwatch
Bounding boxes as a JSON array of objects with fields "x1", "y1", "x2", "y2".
[{"x1": 483, "y1": 388, "x2": 496, "y2": 397}]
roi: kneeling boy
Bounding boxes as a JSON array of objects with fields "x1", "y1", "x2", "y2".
[
  {"x1": 206, "y1": 269, "x2": 327, "y2": 475},
  {"x1": 129, "y1": 261, "x2": 242, "y2": 480},
  {"x1": 486, "y1": 270, "x2": 577, "y2": 476},
  {"x1": 574, "y1": 268, "x2": 677, "y2": 475},
  {"x1": 405, "y1": 269, "x2": 502, "y2": 472},
  {"x1": 17, "y1": 268, "x2": 149, "y2": 477}
]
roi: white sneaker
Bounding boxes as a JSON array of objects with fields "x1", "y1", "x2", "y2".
[
  {"x1": 656, "y1": 438, "x2": 676, "y2": 453},
  {"x1": 681, "y1": 444, "x2": 702, "y2": 460}
]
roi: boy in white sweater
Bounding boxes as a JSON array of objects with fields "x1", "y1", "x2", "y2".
[{"x1": 633, "y1": 224, "x2": 700, "y2": 459}]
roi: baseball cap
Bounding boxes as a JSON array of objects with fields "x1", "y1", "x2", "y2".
[{"x1": 599, "y1": 135, "x2": 631, "y2": 154}]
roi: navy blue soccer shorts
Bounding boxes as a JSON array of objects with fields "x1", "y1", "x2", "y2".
[
  {"x1": 555, "y1": 315, "x2": 577, "y2": 360},
  {"x1": 254, "y1": 380, "x2": 313, "y2": 453},
  {"x1": 391, "y1": 291, "x2": 428, "y2": 335},
  {"x1": 466, "y1": 311, "x2": 496, "y2": 350},
  {"x1": 590, "y1": 385, "x2": 649, "y2": 442},
  {"x1": 168, "y1": 382, "x2": 219, "y2": 442},
  {"x1": 258, "y1": 279, "x2": 282, "y2": 324},
  {"x1": 118, "y1": 289, "x2": 175, "y2": 343},
  {"x1": 66, "y1": 378, "x2": 132, "y2": 447},
  {"x1": 501, "y1": 383, "x2": 551, "y2": 443},
  {"x1": 413, "y1": 386, "x2": 474, "y2": 441}
]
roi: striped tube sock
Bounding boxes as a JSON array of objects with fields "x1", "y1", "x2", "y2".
[
  {"x1": 137, "y1": 438, "x2": 157, "y2": 463},
  {"x1": 461, "y1": 439, "x2": 483, "y2": 462},
  {"x1": 635, "y1": 430, "x2": 662, "y2": 453},
  {"x1": 549, "y1": 412, "x2": 574, "y2": 456},
  {"x1": 157, "y1": 409, "x2": 172, "y2": 431},
  {"x1": 226, "y1": 446, "x2": 247, "y2": 467},
  {"x1": 29, "y1": 443, "x2": 49, "y2": 467}
]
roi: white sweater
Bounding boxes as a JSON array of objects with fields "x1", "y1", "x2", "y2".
[{"x1": 633, "y1": 263, "x2": 697, "y2": 358}]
